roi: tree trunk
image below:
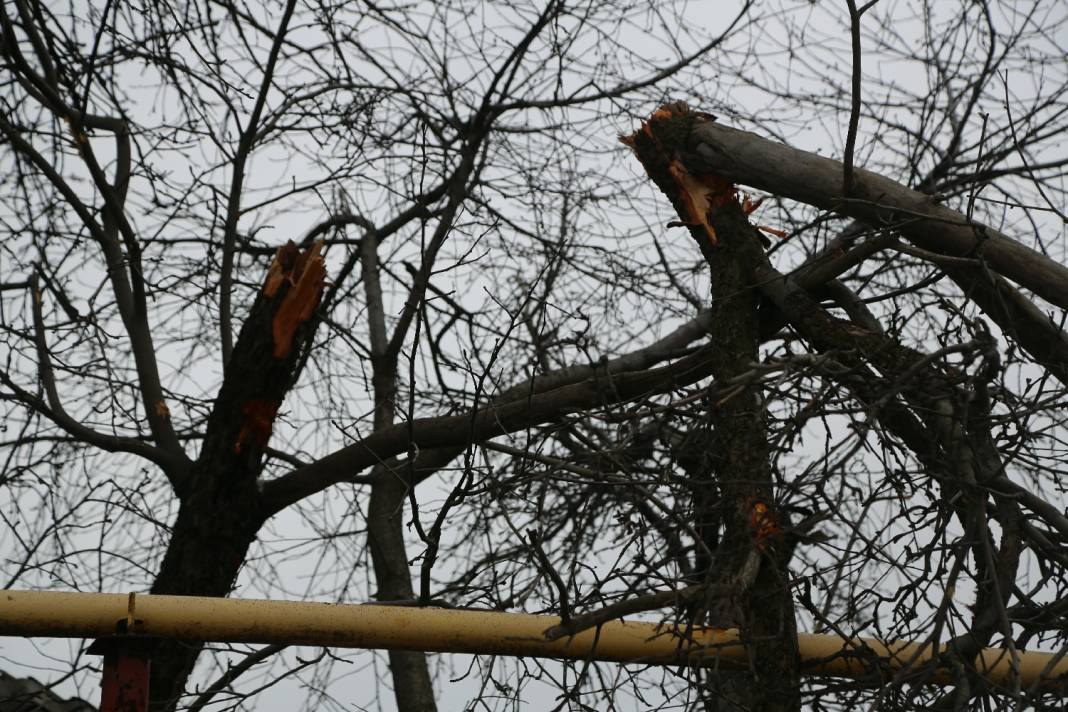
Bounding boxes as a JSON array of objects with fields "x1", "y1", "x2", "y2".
[
  {"x1": 368, "y1": 470, "x2": 438, "y2": 712},
  {"x1": 147, "y1": 242, "x2": 326, "y2": 710},
  {"x1": 624, "y1": 104, "x2": 800, "y2": 712}
]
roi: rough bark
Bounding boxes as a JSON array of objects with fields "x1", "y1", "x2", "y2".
[
  {"x1": 624, "y1": 104, "x2": 800, "y2": 712},
  {"x1": 147, "y1": 242, "x2": 326, "y2": 711}
]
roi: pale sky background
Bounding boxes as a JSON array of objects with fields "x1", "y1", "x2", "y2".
[{"x1": 1, "y1": 1, "x2": 1066, "y2": 710}]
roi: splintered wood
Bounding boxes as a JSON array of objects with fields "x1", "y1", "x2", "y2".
[
  {"x1": 263, "y1": 240, "x2": 326, "y2": 359},
  {"x1": 666, "y1": 162, "x2": 736, "y2": 245},
  {"x1": 621, "y1": 103, "x2": 785, "y2": 246},
  {"x1": 234, "y1": 398, "x2": 279, "y2": 454}
]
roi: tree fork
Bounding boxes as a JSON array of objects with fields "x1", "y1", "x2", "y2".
[
  {"x1": 147, "y1": 242, "x2": 327, "y2": 711},
  {"x1": 624, "y1": 104, "x2": 801, "y2": 712}
]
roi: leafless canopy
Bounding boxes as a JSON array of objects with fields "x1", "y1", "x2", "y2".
[{"x1": 2, "y1": 1, "x2": 1067, "y2": 710}]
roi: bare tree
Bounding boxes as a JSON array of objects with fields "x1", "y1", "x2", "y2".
[{"x1": 2, "y1": 1, "x2": 1067, "y2": 711}]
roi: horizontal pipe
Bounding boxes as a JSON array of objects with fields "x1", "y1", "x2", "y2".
[{"x1": 1, "y1": 590, "x2": 1065, "y2": 690}]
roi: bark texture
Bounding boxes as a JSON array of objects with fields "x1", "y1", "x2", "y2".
[
  {"x1": 147, "y1": 242, "x2": 326, "y2": 711},
  {"x1": 624, "y1": 103, "x2": 801, "y2": 712}
]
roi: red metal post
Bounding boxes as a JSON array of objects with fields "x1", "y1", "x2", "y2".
[{"x1": 88, "y1": 637, "x2": 156, "y2": 712}]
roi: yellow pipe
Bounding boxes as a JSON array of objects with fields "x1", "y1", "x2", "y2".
[{"x1": 1, "y1": 590, "x2": 1064, "y2": 689}]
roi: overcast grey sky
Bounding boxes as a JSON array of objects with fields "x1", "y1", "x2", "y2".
[{"x1": 2, "y1": 1, "x2": 1067, "y2": 710}]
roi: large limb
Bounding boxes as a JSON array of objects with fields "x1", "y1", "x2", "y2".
[
  {"x1": 262, "y1": 224, "x2": 892, "y2": 514},
  {"x1": 261, "y1": 333, "x2": 726, "y2": 514},
  {"x1": 676, "y1": 110, "x2": 1068, "y2": 383}
]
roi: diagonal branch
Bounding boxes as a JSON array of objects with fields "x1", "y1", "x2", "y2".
[
  {"x1": 652, "y1": 106, "x2": 1068, "y2": 384},
  {"x1": 682, "y1": 112, "x2": 1068, "y2": 311},
  {"x1": 260, "y1": 340, "x2": 723, "y2": 514}
]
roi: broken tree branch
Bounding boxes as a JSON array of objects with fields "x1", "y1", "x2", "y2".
[
  {"x1": 623, "y1": 102, "x2": 801, "y2": 711},
  {"x1": 682, "y1": 111, "x2": 1068, "y2": 311}
]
